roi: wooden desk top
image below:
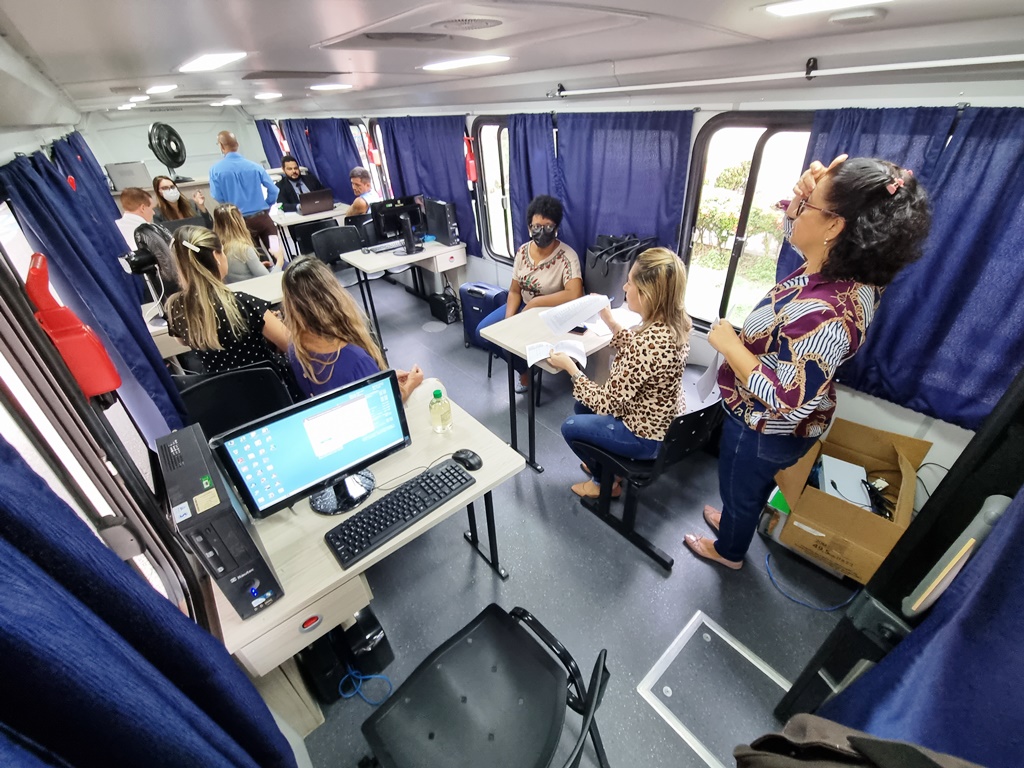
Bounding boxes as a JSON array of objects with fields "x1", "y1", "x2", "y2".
[
  {"x1": 212, "y1": 381, "x2": 526, "y2": 655},
  {"x1": 338, "y1": 241, "x2": 466, "y2": 274},
  {"x1": 479, "y1": 307, "x2": 613, "y2": 374}
]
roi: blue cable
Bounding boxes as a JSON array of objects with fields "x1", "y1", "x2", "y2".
[
  {"x1": 339, "y1": 664, "x2": 393, "y2": 706},
  {"x1": 765, "y1": 553, "x2": 859, "y2": 612}
]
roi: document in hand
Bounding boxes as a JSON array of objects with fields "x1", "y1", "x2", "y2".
[
  {"x1": 526, "y1": 340, "x2": 587, "y2": 368},
  {"x1": 539, "y1": 294, "x2": 610, "y2": 335},
  {"x1": 695, "y1": 352, "x2": 722, "y2": 403}
]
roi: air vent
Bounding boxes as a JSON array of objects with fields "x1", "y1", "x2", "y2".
[
  {"x1": 243, "y1": 70, "x2": 350, "y2": 80},
  {"x1": 146, "y1": 107, "x2": 185, "y2": 113},
  {"x1": 173, "y1": 93, "x2": 229, "y2": 100},
  {"x1": 430, "y1": 18, "x2": 502, "y2": 31},
  {"x1": 364, "y1": 32, "x2": 449, "y2": 43}
]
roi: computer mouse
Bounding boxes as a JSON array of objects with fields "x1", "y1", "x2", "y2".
[
  {"x1": 452, "y1": 449, "x2": 483, "y2": 472},
  {"x1": 361, "y1": 247, "x2": 370, "y2": 254}
]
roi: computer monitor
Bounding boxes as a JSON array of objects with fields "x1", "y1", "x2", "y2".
[
  {"x1": 370, "y1": 196, "x2": 426, "y2": 240},
  {"x1": 210, "y1": 370, "x2": 411, "y2": 519}
]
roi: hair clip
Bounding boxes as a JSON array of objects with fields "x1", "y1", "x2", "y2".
[
  {"x1": 181, "y1": 239, "x2": 200, "y2": 253},
  {"x1": 885, "y1": 169, "x2": 914, "y2": 195}
]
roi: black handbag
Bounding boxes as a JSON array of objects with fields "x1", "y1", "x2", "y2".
[{"x1": 584, "y1": 235, "x2": 657, "y2": 308}]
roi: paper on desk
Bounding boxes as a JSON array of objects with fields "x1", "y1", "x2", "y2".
[
  {"x1": 540, "y1": 294, "x2": 610, "y2": 335},
  {"x1": 586, "y1": 305, "x2": 643, "y2": 337},
  {"x1": 695, "y1": 352, "x2": 723, "y2": 403},
  {"x1": 527, "y1": 340, "x2": 587, "y2": 368}
]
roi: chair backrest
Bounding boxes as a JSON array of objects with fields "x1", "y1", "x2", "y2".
[
  {"x1": 178, "y1": 365, "x2": 294, "y2": 439},
  {"x1": 344, "y1": 214, "x2": 378, "y2": 246},
  {"x1": 311, "y1": 225, "x2": 364, "y2": 266},
  {"x1": 651, "y1": 401, "x2": 724, "y2": 477},
  {"x1": 290, "y1": 219, "x2": 339, "y2": 255}
]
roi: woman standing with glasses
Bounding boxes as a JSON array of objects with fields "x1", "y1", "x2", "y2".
[
  {"x1": 685, "y1": 155, "x2": 931, "y2": 570},
  {"x1": 476, "y1": 194, "x2": 584, "y2": 392}
]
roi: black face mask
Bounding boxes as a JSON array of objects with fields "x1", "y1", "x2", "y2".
[{"x1": 531, "y1": 229, "x2": 556, "y2": 248}]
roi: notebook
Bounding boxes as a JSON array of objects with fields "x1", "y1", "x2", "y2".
[{"x1": 297, "y1": 189, "x2": 334, "y2": 215}]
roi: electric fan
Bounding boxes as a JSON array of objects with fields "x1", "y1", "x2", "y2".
[{"x1": 148, "y1": 122, "x2": 192, "y2": 182}]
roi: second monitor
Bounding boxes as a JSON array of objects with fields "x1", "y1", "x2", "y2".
[{"x1": 370, "y1": 196, "x2": 425, "y2": 241}]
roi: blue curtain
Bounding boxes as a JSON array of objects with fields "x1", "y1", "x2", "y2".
[
  {"x1": 819, "y1": 487, "x2": 1024, "y2": 767},
  {"x1": 0, "y1": 153, "x2": 183, "y2": 431},
  {"x1": 554, "y1": 111, "x2": 692, "y2": 258},
  {"x1": 255, "y1": 119, "x2": 284, "y2": 169},
  {"x1": 776, "y1": 107, "x2": 957, "y2": 278},
  {"x1": 303, "y1": 118, "x2": 364, "y2": 204},
  {"x1": 837, "y1": 107, "x2": 1024, "y2": 429},
  {"x1": 377, "y1": 116, "x2": 481, "y2": 257},
  {"x1": 508, "y1": 113, "x2": 560, "y2": 250},
  {"x1": 279, "y1": 120, "x2": 320, "y2": 181},
  {"x1": 0, "y1": 434, "x2": 295, "y2": 767}
]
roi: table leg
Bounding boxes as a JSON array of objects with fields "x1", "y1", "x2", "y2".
[
  {"x1": 359, "y1": 270, "x2": 387, "y2": 363},
  {"x1": 277, "y1": 224, "x2": 297, "y2": 263},
  {"x1": 462, "y1": 492, "x2": 509, "y2": 580},
  {"x1": 525, "y1": 367, "x2": 544, "y2": 473},
  {"x1": 506, "y1": 358, "x2": 518, "y2": 451}
]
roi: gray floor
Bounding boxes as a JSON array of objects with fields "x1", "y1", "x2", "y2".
[{"x1": 304, "y1": 276, "x2": 856, "y2": 768}]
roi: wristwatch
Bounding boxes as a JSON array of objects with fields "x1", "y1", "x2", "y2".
[{"x1": 572, "y1": 371, "x2": 586, "y2": 382}]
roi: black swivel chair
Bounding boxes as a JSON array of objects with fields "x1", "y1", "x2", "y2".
[
  {"x1": 571, "y1": 400, "x2": 724, "y2": 571},
  {"x1": 290, "y1": 219, "x2": 339, "y2": 256},
  {"x1": 177, "y1": 365, "x2": 295, "y2": 439},
  {"x1": 311, "y1": 225, "x2": 363, "y2": 267},
  {"x1": 362, "y1": 603, "x2": 610, "y2": 768},
  {"x1": 344, "y1": 214, "x2": 378, "y2": 246}
]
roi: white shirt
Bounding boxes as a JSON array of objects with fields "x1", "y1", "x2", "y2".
[
  {"x1": 115, "y1": 212, "x2": 147, "y2": 251},
  {"x1": 360, "y1": 189, "x2": 382, "y2": 205}
]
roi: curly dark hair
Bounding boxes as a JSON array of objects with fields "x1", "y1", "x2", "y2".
[
  {"x1": 526, "y1": 194, "x2": 563, "y2": 227},
  {"x1": 820, "y1": 157, "x2": 931, "y2": 286}
]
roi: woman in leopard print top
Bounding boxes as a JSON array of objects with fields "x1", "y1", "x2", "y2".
[{"x1": 548, "y1": 248, "x2": 691, "y2": 499}]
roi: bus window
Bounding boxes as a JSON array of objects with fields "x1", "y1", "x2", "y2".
[
  {"x1": 684, "y1": 117, "x2": 811, "y2": 325},
  {"x1": 351, "y1": 121, "x2": 387, "y2": 198},
  {"x1": 370, "y1": 121, "x2": 394, "y2": 200},
  {"x1": 474, "y1": 118, "x2": 514, "y2": 262}
]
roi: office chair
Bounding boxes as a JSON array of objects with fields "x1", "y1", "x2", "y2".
[
  {"x1": 177, "y1": 365, "x2": 295, "y2": 439},
  {"x1": 362, "y1": 603, "x2": 610, "y2": 768},
  {"x1": 290, "y1": 219, "x2": 339, "y2": 256},
  {"x1": 344, "y1": 214, "x2": 378, "y2": 246},
  {"x1": 570, "y1": 400, "x2": 724, "y2": 570},
  {"x1": 311, "y1": 225, "x2": 363, "y2": 267}
]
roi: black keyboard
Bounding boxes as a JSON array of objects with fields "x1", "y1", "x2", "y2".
[
  {"x1": 324, "y1": 459, "x2": 476, "y2": 568},
  {"x1": 368, "y1": 239, "x2": 404, "y2": 253}
]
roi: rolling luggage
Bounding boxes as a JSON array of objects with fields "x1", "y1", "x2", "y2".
[{"x1": 460, "y1": 282, "x2": 507, "y2": 348}]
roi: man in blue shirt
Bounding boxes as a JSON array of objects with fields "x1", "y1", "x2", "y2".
[{"x1": 209, "y1": 130, "x2": 279, "y2": 251}]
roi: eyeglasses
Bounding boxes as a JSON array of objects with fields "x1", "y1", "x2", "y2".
[
  {"x1": 796, "y1": 199, "x2": 842, "y2": 219},
  {"x1": 529, "y1": 224, "x2": 556, "y2": 235}
]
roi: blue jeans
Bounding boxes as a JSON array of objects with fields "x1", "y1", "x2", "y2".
[
  {"x1": 715, "y1": 406, "x2": 818, "y2": 562},
  {"x1": 561, "y1": 403, "x2": 660, "y2": 484},
  {"x1": 477, "y1": 303, "x2": 529, "y2": 375}
]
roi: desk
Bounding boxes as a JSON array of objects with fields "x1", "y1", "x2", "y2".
[
  {"x1": 273, "y1": 204, "x2": 351, "y2": 260},
  {"x1": 338, "y1": 241, "x2": 468, "y2": 355},
  {"x1": 209, "y1": 384, "x2": 524, "y2": 725},
  {"x1": 480, "y1": 307, "x2": 613, "y2": 473}
]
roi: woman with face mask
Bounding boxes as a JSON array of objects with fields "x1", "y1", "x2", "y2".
[
  {"x1": 152, "y1": 175, "x2": 212, "y2": 227},
  {"x1": 476, "y1": 194, "x2": 584, "y2": 392}
]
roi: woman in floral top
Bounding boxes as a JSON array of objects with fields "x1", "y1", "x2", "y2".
[
  {"x1": 477, "y1": 195, "x2": 583, "y2": 391},
  {"x1": 548, "y1": 248, "x2": 691, "y2": 499},
  {"x1": 685, "y1": 156, "x2": 931, "y2": 570}
]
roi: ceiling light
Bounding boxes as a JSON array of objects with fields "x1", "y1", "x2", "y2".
[
  {"x1": 117, "y1": 104, "x2": 135, "y2": 110},
  {"x1": 146, "y1": 84, "x2": 178, "y2": 94},
  {"x1": 179, "y1": 52, "x2": 247, "y2": 73},
  {"x1": 421, "y1": 55, "x2": 510, "y2": 72},
  {"x1": 128, "y1": 95, "x2": 150, "y2": 102},
  {"x1": 219, "y1": 98, "x2": 242, "y2": 105},
  {"x1": 209, "y1": 102, "x2": 224, "y2": 107},
  {"x1": 765, "y1": 0, "x2": 891, "y2": 18},
  {"x1": 309, "y1": 83, "x2": 354, "y2": 91},
  {"x1": 829, "y1": 7, "x2": 887, "y2": 23},
  {"x1": 254, "y1": 92, "x2": 282, "y2": 100}
]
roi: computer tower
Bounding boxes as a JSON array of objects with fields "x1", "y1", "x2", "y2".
[
  {"x1": 424, "y1": 197, "x2": 460, "y2": 246},
  {"x1": 156, "y1": 423, "x2": 283, "y2": 620}
]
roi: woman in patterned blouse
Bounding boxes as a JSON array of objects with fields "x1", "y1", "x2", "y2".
[
  {"x1": 685, "y1": 156, "x2": 931, "y2": 570},
  {"x1": 477, "y1": 194, "x2": 584, "y2": 392},
  {"x1": 548, "y1": 248, "x2": 691, "y2": 499}
]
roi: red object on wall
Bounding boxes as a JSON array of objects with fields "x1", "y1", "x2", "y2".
[
  {"x1": 464, "y1": 137, "x2": 478, "y2": 183},
  {"x1": 25, "y1": 253, "x2": 121, "y2": 398},
  {"x1": 67, "y1": 175, "x2": 76, "y2": 191},
  {"x1": 367, "y1": 133, "x2": 381, "y2": 166}
]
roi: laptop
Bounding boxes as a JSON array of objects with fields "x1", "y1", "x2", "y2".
[
  {"x1": 297, "y1": 189, "x2": 335, "y2": 215},
  {"x1": 105, "y1": 161, "x2": 152, "y2": 191}
]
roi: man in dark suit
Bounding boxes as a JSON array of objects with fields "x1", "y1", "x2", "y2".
[{"x1": 275, "y1": 155, "x2": 326, "y2": 211}]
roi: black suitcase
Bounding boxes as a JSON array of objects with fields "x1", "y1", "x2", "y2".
[{"x1": 459, "y1": 282, "x2": 508, "y2": 348}]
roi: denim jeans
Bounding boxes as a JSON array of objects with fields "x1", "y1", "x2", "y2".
[
  {"x1": 561, "y1": 403, "x2": 660, "y2": 483},
  {"x1": 715, "y1": 405, "x2": 818, "y2": 562},
  {"x1": 477, "y1": 303, "x2": 529, "y2": 375}
]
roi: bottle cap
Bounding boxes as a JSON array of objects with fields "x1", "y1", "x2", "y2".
[{"x1": 433, "y1": 389, "x2": 442, "y2": 399}]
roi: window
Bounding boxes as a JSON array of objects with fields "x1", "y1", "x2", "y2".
[
  {"x1": 271, "y1": 122, "x2": 290, "y2": 155},
  {"x1": 680, "y1": 113, "x2": 813, "y2": 326},
  {"x1": 350, "y1": 121, "x2": 388, "y2": 198},
  {"x1": 472, "y1": 117, "x2": 514, "y2": 262},
  {"x1": 369, "y1": 121, "x2": 394, "y2": 200}
]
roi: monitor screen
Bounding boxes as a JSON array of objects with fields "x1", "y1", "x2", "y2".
[
  {"x1": 371, "y1": 197, "x2": 425, "y2": 239},
  {"x1": 210, "y1": 370, "x2": 411, "y2": 518}
]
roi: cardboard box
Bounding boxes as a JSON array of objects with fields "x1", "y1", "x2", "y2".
[{"x1": 777, "y1": 419, "x2": 931, "y2": 584}]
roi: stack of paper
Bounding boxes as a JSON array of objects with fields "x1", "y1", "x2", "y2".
[
  {"x1": 539, "y1": 294, "x2": 610, "y2": 335},
  {"x1": 526, "y1": 339, "x2": 587, "y2": 368}
]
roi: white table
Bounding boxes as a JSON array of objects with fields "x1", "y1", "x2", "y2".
[
  {"x1": 208, "y1": 383, "x2": 524, "y2": 728},
  {"x1": 273, "y1": 203, "x2": 351, "y2": 260},
  {"x1": 480, "y1": 307, "x2": 614, "y2": 472}
]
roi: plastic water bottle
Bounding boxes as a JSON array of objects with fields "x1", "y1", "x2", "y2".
[{"x1": 429, "y1": 389, "x2": 453, "y2": 433}]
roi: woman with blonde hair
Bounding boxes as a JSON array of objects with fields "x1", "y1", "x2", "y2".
[
  {"x1": 281, "y1": 257, "x2": 424, "y2": 401},
  {"x1": 152, "y1": 176, "x2": 211, "y2": 226},
  {"x1": 166, "y1": 226, "x2": 289, "y2": 375},
  {"x1": 548, "y1": 248, "x2": 691, "y2": 498},
  {"x1": 212, "y1": 204, "x2": 271, "y2": 283}
]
